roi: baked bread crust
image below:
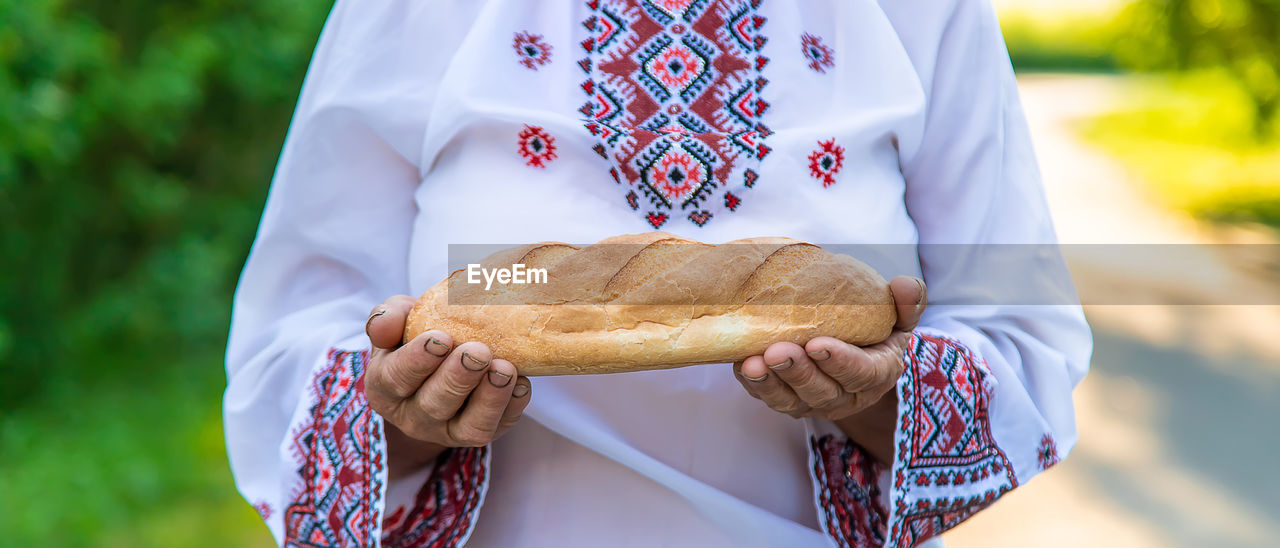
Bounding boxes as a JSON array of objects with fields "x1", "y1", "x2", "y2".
[{"x1": 404, "y1": 232, "x2": 896, "y2": 375}]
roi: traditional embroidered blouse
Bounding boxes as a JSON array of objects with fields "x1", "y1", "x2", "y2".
[{"x1": 224, "y1": 0, "x2": 1091, "y2": 546}]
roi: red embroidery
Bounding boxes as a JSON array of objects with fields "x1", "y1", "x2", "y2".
[
  {"x1": 802, "y1": 33, "x2": 834, "y2": 73},
  {"x1": 645, "y1": 41, "x2": 706, "y2": 90},
  {"x1": 811, "y1": 436, "x2": 888, "y2": 547},
  {"x1": 651, "y1": 145, "x2": 705, "y2": 199},
  {"x1": 513, "y1": 32, "x2": 553, "y2": 70},
  {"x1": 808, "y1": 139, "x2": 845, "y2": 187},
  {"x1": 383, "y1": 506, "x2": 407, "y2": 532},
  {"x1": 282, "y1": 349, "x2": 487, "y2": 547},
  {"x1": 517, "y1": 125, "x2": 558, "y2": 168},
  {"x1": 891, "y1": 334, "x2": 1017, "y2": 547},
  {"x1": 382, "y1": 447, "x2": 488, "y2": 548},
  {"x1": 579, "y1": 0, "x2": 771, "y2": 228},
  {"x1": 810, "y1": 334, "x2": 1018, "y2": 547},
  {"x1": 649, "y1": 0, "x2": 701, "y2": 16},
  {"x1": 254, "y1": 501, "x2": 272, "y2": 521},
  {"x1": 1038, "y1": 433, "x2": 1060, "y2": 470},
  {"x1": 284, "y1": 349, "x2": 386, "y2": 547},
  {"x1": 723, "y1": 191, "x2": 740, "y2": 210}
]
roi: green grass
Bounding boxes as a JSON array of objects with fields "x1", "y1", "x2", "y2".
[
  {"x1": 1078, "y1": 70, "x2": 1280, "y2": 228},
  {"x1": 0, "y1": 349, "x2": 271, "y2": 547}
]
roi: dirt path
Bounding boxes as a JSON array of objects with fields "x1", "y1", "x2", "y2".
[{"x1": 944, "y1": 74, "x2": 1280, "y2": 547}]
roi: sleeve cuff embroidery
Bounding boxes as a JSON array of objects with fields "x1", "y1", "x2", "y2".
[
  {"x1": 381, "y1": 447, "x2": 488, "y2": 548},
  {"x1": 285, "y1": 348, "x2": 387, "y2": 547},
  {"x1": 810, "y1": 332, "x2": 1018, "y2": 547},
  {"x1": 811, "y1": 435, "x2": 889, "y2": 546},
  {"x1": 282, "y1": 348, "x2": 488, "y2": 548}
]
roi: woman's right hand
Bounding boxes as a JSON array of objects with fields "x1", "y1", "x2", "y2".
[{"x1": 364, "y1": 295, "x2": 532, "y2": 478}]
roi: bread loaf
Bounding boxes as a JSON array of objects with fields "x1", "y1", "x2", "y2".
[{"x1": 403, "y1": 232, "x2": 896, "y2": 375}]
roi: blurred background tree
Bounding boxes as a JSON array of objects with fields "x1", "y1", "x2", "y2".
[
  {"x1": 1116, "y1": 0, "x2": 1280, "y2": 138},
  {"x1": 1, "y1": 0, "x2": 327, "y2": 544},
  {"x1": 0, "y1": 0, "x2": 326, "y2": 403}
]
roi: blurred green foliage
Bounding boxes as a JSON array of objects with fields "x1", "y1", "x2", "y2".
[
  {"x1": 1081, "y1": 70, "x2": 1280, "y2": 227},
  {"x1": 1, "y1": 352, "x2": 271, "y2": 546},
  {"x1": 1, "y1": 0, "x2": 330, "y2": 543},
  {"x1": 999, "y1": 11, "x2": 1122, "y2": 73},
  {"x1": 0, "y1": 0, "x2": 328, "y2": 405},
  {"x1": 1116, "y1": 0, "x2": 1280, "y2": 137}
]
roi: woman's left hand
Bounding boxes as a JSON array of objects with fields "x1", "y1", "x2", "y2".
[{"x1": 733, "y1": 276, "x2": 927, "y2": 422}]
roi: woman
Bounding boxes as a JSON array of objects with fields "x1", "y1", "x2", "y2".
[{"x1": 224, "y1": 0, "x2": 1091, "y2": 546}]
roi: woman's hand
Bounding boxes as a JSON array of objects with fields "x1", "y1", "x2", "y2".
[
  {"x1": 733, "y1": 276, "x2": 926, "y2": 463},
  {"x1": 364, "y1": 295, "x2": 532, "y2": 478}
]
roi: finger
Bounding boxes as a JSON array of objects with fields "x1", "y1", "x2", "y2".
[
  {"x1": 413, "y1": 341, "x2": 492, "y2": 423},
  {"x1": 806, "y1": 335, "x2": 900, "y2": 394},
  {"x1": 733, "y1": 360, "x2": 762, "y2": 399},
  {"x1": 369, "y1": 330, "x2": 455, "y2": 400},
  {"x1": 860, "y1": 331, "x2": 912, "y2": 389},
  {"x1": 367, "y1": 295, "x2": 418, "y2": 350},
  {"x1": 498, "y1": 377, "x2": 532, "y2": 431},
  {"x1": 762, "y1": 341, "x2": 846, "y2": 410},
  {"x1": 448, "y1": 358, "x2": 517, "y2": 446},
  {"x1": 890, "y1": 276, "x2": 927, "y2": 331},
  {"x1": 739, "y1": 354, "x2": 809, "y2": 416}
]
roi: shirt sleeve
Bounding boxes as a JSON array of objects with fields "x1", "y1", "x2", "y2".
[
  {"x1": 807, "y1": 0, "x2": 1092, "y2": 546},
  {"x1": 221, "y1": 0, "x2": 489, "y2": 545}
]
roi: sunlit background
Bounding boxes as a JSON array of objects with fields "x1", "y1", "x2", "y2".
[{"x1": 2, "y1": 0, "x2": 1277, "y2": 545}]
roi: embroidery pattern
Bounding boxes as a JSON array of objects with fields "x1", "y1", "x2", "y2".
[
  {"x1": 284, "y1": 349, "x2": 386, "y2": 547},
  {"x1": 1038, "y1": 433, "x2": 1060, "y2": 471},
  {"x1": 518, "y1": 125, "x2": 558, "y2": 168},
  {"x1": 381, "y1": 447, "x2": 489, "y2": 548},
  {"x1": 801, "y1": 32, "x2": 834, "y2": 73},
  {"x1": 254, "y1": 501, "x2": 273, "y2": 521},
  {"x1": 811, "y1": 435, "x2": 888, "y2": 547},
  {"x1": 807, "y1": 138, "x2": 845, "y2": 187},
  {"x1": 891, "y1": 333, "x2": 1017, "y2": 546},
  {"x1": 809, "y1": 334, "x2": 1018, "y2": 547},
  {"x1": 579, "y1": 0, "x2": 771, "y2": 228},
  {"x1": 513, "y1": 32, "x2": 553, "y2": 70}
]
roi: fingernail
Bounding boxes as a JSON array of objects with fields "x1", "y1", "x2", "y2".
[
  {"x1": 366, "y1": 307, "x2": 387, "y2": 330},
  {"x1": 914, "y1": 278, "x2": 926, "y2": 305},
  {"x1": 807, "y1": 349, "x2": 831, "y2": 361},
  {"x1": 512, "y1": 383, "x2": 530, "y2": 398},
  {"x1": 745, "y1": 372, "x2": 769, "y2": 382},
  {"x1": 767, "y1": 357, "x2": 793, "y2": 371},
  {"x1": 488, "y1": 370, "x2": 512, "y2": 387},
  {"x1": 424, "y1": 337, "x2": 450, "y2": 357},
  {"x1": 461, "y1": 352, "x2": 490, "y2": 371}
]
